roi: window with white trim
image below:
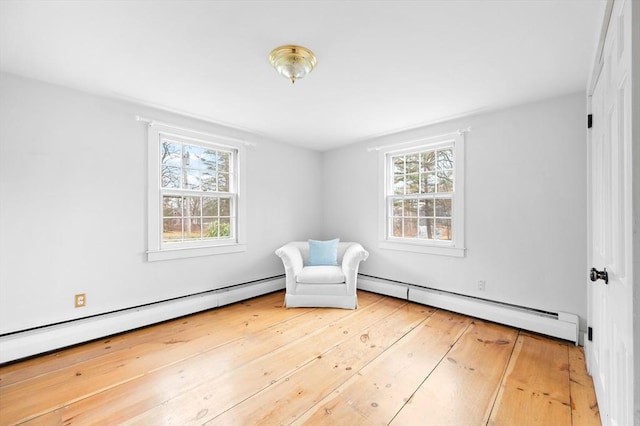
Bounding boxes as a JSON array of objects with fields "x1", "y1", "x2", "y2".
[
  {"x1": 147, "y1": 122, "x2": 246, "y2": 261},
  {"x1": 379, "y1": 132, "x2": 465, "y2": 257}
]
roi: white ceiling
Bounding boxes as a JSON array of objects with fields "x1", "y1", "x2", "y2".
[{"x1": 0, "y1": 0, "x2": 606, "y2": 151}]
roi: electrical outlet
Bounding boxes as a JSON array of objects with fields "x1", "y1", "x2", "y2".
[
  {"x1": 75, "y1": 293, "x2": 86, "y2": 308},
  {"x1": 477, "y1": 280, "x2": 486, "y2": 291}
]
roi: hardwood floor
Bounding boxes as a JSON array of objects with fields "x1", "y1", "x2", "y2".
[{"x1": 0, "y1": 290, "x2": 600, "y2": 425}]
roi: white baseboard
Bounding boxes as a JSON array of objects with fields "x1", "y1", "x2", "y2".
[
  {"x1": 358, "y1": 277, "x2": 408, "y2": 299},
  {"x1": 218, "y1": 279, "x2": 285, "y2": 306},
  {"x1": 358, "y1": 275, "x2": 579, "y2": 344},
  {"x1": 408, "y1": 287, "x2": 578, "y2": 344},
  {"x1": 0, "y1": 277, "x2": 285, "y2": 364},
  {"x1": 1, "y1": 274, "x2": 580, "y2": 364}
]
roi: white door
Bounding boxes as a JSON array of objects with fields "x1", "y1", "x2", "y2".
[{"x1": 587, "y1": 0, "x2": 635, "y2": 424}]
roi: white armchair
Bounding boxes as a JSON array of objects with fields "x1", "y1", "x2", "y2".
[{"x1": 275, "y1": 241, "x2": 369, "y2": 309}]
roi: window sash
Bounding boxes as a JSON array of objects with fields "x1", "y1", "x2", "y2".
[
  {"x1": 385, "y1": 143, "x2": 455, "y2": 243},
  {"x1": 161, "y1": 192, "x2": 237, "y2": 245},
  {"x1": 386, "y1": 194, "x2": 454, "y2": 242},
  {"x1": 159, "y1": 135, "x2": 237, "y2": 192},
  {"x1": 158, "y1": 135, "x2": 239, "y2": 247}
]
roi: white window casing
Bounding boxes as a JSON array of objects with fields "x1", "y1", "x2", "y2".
[
  {"x1": 378, "y1": 130, "x2": 466, "y2": 257},
  {"x1": 146, "y1": 121, "x2": 247, "y2": 261}
]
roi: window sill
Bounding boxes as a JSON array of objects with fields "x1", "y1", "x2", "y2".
[
  {"x1": 147, "y1": 244, "x2": 247, "y2": 262},
  {"x1": 379, "y1": 240, "x2": 466, "y2": 258}
]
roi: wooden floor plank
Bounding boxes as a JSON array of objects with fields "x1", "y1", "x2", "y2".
[
  {"x1": 18, "y1": 409, "x2": 62, "y2": 426},
  {"x1": 0, "y1": 291, "x2": 318, "y2": 424},
  {"x1": 0, "y1": 291, "x2": 288, "y2": 387},
  {"x1": 118, "y1": 295, "x2": 405, "y2": 425},
  {"x1": 206, "y1": 302, "x2": 432, "y2": 425},
  {"x1": 52, "y1": 295, "x2": 383, "y2": 425},
  {"x1": 0, "y1": 291, "x2": 599, "y2": 426},
  {"x1": 292, "y1": 309, "x2": 470, "y2": 425},
  {"x1": 568, "y1": 345, "x2": 601, "y2": 426},
  {"x1": 389, "y1": 319, "x2": 518, "y2": 426},
  {"x1": 488, "y1": 333, "x2": 572, "y2": 426}
]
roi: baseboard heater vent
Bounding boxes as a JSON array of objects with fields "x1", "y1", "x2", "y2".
[
  {"x1": 0, "y1": 276, "x2": 285, "y2": 364},
  {"x1": 358, "y1": 275, "x2": 579, "y2": 345}
]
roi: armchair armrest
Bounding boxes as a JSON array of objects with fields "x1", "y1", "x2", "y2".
[
  {"x1": 342, "y1": 243, "x2": 369, "y2": 271},
  {"x1": 342, "y1": 243, "x2": 369, "y2": 289},
  {"x1": 275, "y1": 243, "x2": 304, "y2": 284}
]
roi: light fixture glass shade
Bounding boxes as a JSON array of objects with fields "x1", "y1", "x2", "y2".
[{"x1": 269, "y1": 45, "x2": 317, "y2": 84}]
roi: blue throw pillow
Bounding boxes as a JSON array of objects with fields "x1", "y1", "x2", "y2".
[{"x1": 308, "y1": 238, "x2": 340, "y2": 266}]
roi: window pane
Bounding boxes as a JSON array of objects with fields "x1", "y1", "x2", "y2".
[
  {"x1": 403, "y1": 218, "x2": 418, "y2": 238},
  {"x1": 393, "y1": 218, "x2": 403, "y2": 237},
  {"x1": 218, "y1": 173, "x2": 229, "y2": 192},
  {"x1": 435, "y1": 198, "x2": 452, "y2": 217},
  {"x1": 421, "y1": 172, "x2": 435, "y2": 193},
  {"x1": 393, "y1": 199, "x2": 403, "y2": 216},
  {"x1": 200, "y1": 172, "x2": 217, "y2": 192},
  {"x1": 161, "y1": 166, "x2": 181, "y2": 188},
  {"x1": 393, "y1": 156, "x2": 405, "y2": 174},
  {"x1": 193, "y1": 147, "x2": 218, "y2": 171},
  {"x1": 163, "y1": 218, "x2": 182, "y2": 241},
  {"x1": 184, "y1": 196, "x2": 201, "y2": 217},
  {"x1": 425, "y1": 218, "x2": 435, "y2": 239},
  {"x1": 437, "y1": 149, "x2": 454, "y2": 170},
  {"x1": 219, "y1": 197, "x2": 231, "y2": 216},
  {"x1": 200, "y1": 148, "x2": 218, "y2": 167},
  {"x1": 161, "y1": 142, "x2": 182, "y2": 167},
  {"x1": 437, "y1": 170, "x2": 454, "y2": 193},
  {"x1": 163, "y1": 196, "x2": 182, "y2": 217},
  {"x1": 421, "y1": 151, "x2": 435, "y2": 172},
  {"x1": 218, "y1": 151, "x2": 230, "y2": 173},
  {"x1": 204, "y1": 218, "x2": 217, "y2": 238},
  {"x1": 202, "y1": 197, "x2": 218, "y2": 216},
  {"x1": 404, "y1": 199, "x2": 418, "y2": 217},
  {"x1": 183, "y1": 218, "x2": 202, "y2": 239},
  {"x1": 185, "y1": 168, "x2": 204, "y2": 190},
  {"x1": 218, "y1": 218, "x2": 231, "y2": 237},
  {"x1": 394, "y1": 175, "x2": 405, "y2": 195},
  {"x1": 406, "y1": 174, "x2": 419, "y2": 194},
  {"x1": 419, "y1": 199, "x2": 434, "y2": 217},
  {"x1": 435, "y1": 218, "x2": 452, "y2": 241},
  {"x1": 418, "y1": 218, "x2": 429, "y2": 238},
  {"x1": 184, "y1": 145, "x2": 216, "y2": 172},
  {"x1": 406, "y1": 154, "x2": 419, "y2": 173}
]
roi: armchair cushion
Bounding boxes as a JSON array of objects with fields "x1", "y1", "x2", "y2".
[
  {"x1": 307, "y1": 238, "x2": 339, "y2": 266},
  {"x1": 297, "y1": 266, "x2": 345, "y2": 284}
]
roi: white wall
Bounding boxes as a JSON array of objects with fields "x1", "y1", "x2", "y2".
[
  {"x1": 0, "y1": 72, "x2": 323, "y2": 334},
  {"x1": 0, "y1": 72, "x2": 589, "y2": 339},
  {"x1": 322, "y1": 92, "x2": 588, "y2": 325}
]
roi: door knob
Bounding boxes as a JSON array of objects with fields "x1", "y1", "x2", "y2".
[{"x1": 590, "y1": 267, "x2": 609, "y2": 284}]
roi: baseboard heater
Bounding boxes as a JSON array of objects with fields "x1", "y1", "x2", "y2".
[
  {"x1": 0, "y1": 276, "x2": 285, "y2": 364},
  {"x1": 357, "y1": 275, "x2": 579, "y2": 345}
]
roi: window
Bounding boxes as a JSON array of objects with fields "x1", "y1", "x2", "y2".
[
  {"x1": 147, "y1": 122, "x2": 246, "y2": 261},
  {"x1": 379, "y1": 131, "x2": 465, "y2": 257}
]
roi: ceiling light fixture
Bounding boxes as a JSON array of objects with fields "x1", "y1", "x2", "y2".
[{"x1": 269, "y1": 45, "x2": 317, "y2": 84}]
